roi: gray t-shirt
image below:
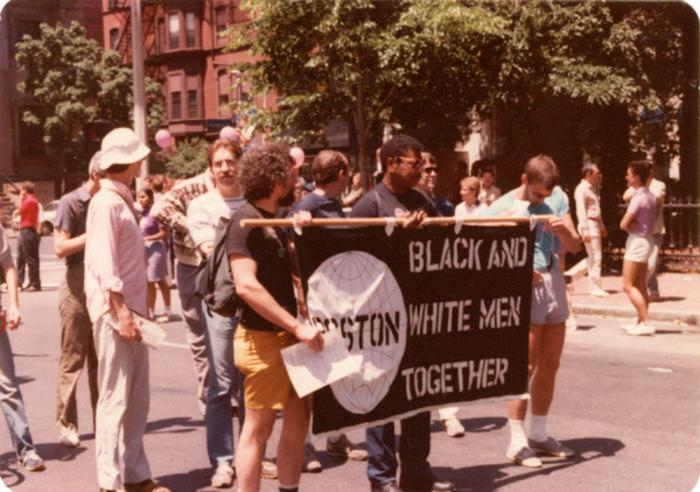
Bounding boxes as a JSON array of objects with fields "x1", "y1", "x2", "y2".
[{"x1": 54, "y1": 185, "x2": 91, "y2": 266}]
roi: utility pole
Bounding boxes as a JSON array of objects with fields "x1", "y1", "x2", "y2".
[{"x1": 131, "y1": 0, "x2": 148, "y2": 188}]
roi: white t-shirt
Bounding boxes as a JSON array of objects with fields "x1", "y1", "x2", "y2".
[
  {"x1": 455, "y1": 201, "x2": 488, "y2": 219},
  {"x1": 187, "y1": 190, "x2": 246, "y2": 248},
  {"x1": 478, "y1": 185, "x2": 501, "y2": 206}
]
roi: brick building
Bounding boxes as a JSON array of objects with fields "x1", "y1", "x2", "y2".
[
  {"x1": 102, "y1": 0, "x2": 273, "y2": 141},
  {"x1": 0, "y1": 0, "x2": 102, "y2": 218}
]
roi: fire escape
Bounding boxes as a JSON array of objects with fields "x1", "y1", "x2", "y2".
[{"x1": 110, "y1": 0, "x2": 165, "y2": 84}]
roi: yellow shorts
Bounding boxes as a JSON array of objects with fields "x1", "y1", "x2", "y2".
[{"x1": 234, "y1": 325, "x2": 298, "y2": 410}]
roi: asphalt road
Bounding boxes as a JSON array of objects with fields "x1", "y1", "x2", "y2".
[{"x1": 1, "y1": 236, "x2": 699, "y2": 491}]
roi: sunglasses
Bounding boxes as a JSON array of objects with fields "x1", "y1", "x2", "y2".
[
  {"x1": 423, "y1": 166, "x2": 438, "y2": 174},
  {"x1": 396, "y1": 156, "x2": 425, "y2": 169}
]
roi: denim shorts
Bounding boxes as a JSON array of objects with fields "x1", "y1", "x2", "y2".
[{"x1": 530, "y1": 269, "x2": 569, "y2": 326}]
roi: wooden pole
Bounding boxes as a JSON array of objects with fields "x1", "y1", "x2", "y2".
[{"x1": 239, "y1": 215, "x2": 556, "y2": 228}]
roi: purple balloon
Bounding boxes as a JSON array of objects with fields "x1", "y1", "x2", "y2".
[
  {"x1": 155, "y1": 129, "x2": 173, "y2": 149},
  {"x1": 290, "y1": 146, "x2": 305, "y2": 167},
  {"x1": 219, "y1": 126, "x2": 239, "y2": 143}
]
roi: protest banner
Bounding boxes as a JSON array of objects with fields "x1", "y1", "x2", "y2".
[{"x1": 293, "y1": 222, "x2": 535, "y2": 434}]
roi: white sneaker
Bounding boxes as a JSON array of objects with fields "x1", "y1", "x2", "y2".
[
  {"x1": 622, "y1": 322, "x2": 655, "y2": 336},
  {"x1": 566, "y1": 317, "x2": 578, "y2": 332},
  {"x1": 58, "y1": 424, "x2": 80, "y2": 447},
  {"x1": 590, "y1": 287, "x2": 610, "y2": 297},
  {"x1": 210, "y1": 462, "x2": 235, "y2": 488}
]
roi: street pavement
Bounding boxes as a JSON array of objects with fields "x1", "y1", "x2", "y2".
[{"x1": 1, "y1": 235, "x2": 699, "y2": 491}]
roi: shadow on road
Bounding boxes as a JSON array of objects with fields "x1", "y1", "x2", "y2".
[
  {"x1": 0, "y1": 442, "x2": 87, "y2": 489},
  {"x1": 156, "y1": 466, "x2": 212, "y2": 492},
  {"x1": 432, "y1": 437, "x2": 625, "y2": 491},
  {"x1": 146, "y1": 416, "x2": 204, "y2": 435}
]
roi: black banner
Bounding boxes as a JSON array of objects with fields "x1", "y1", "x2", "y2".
[{"x1": 293, "y1": 223, "x2": 535, "y2": 434}]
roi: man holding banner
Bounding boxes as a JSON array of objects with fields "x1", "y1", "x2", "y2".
[
  {"x1": 227, "y1": 144, "x2": 324, "y2": 492},
  {"x1": 350, "y1": 135, "x2": 453, "y2": 492},
  {"x1": 487, "y1": 155, "x2": 581, "y2": 468}
]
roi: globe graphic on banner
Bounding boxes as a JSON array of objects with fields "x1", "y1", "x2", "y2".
[{"x1": 307, "y1": 251, "x2": 407, "y2": 414}]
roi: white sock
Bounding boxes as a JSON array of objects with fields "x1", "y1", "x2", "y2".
[
  {"x1": 508, "y1": 419, "x2": 528, "y2": 451},
  {"x1": 529, "y1": 414, "x2": 547, "y2": 442},
  {"x1": 148, "y1": 309, "x2": 154, "y2": 319},
  {"x1": 164, "y1": 306, "x2": 172, "y2": 315}
]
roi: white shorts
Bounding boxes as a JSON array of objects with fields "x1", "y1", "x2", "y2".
[{"x1": 624, "y1": 233, "x2": 653, "y2": 263}]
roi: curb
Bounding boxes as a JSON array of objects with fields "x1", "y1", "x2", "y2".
[{"x1": 573, "y1": 304, "x2": 699, "y2": 327}]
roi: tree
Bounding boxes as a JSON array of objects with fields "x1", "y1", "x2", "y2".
[
  {"x1": 15, "y1": 21, "x2": 165, "y2": 192},
  {"x1": 158, "y1": 138, "x2": 209, "y2": 178},
  {"x1": 231, "y1": 1, "x2": 695, "y2": 189}
]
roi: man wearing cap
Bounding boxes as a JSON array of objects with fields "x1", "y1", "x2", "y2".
[
  {"x1": 53, "y1": 151, "x2": 104, "y2": 449},
  {"x1": 85, "y1": 128, "x2": 170, "y2": 492}
]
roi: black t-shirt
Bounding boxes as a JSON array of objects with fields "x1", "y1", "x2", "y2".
[
  {"x1": 291, "y1": 192, "x2": 345, "y2": 219},
  {"x1": 350, "y1": 182, "x2": 438, "y2": 218},
  {"x1": 226, "y1": 202, "x2": 297, "y2": 331}
]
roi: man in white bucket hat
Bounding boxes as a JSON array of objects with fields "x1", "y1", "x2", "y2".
[{"x1": 85, "y1": 128, "x2": 170, "y2": 492}]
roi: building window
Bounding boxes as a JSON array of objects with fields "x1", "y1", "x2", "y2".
[
  {"x1": 170, "y1": 91, "x2": 182, "y2": 120},
  {"x1": 217, "y1": 70, "x2": 231, "y2": 116},
  {"x1": 168, "y1": 13, "x2": 180, "y2": 49},
  {"x1": 109, "y1": 28, "x2": 120, "y2": 50},
  {"x1": 17, "y1": 107, "x2": 44, "y2": 157},
  {"x1": 185, "y1": 12, "x2": 197, "y2": 48},
  {"x1": 215, "y1": 6, "x2": 228, "y2": 44},
  {"x1": 187, "y1": 90, "x2": 198, "y2": 118},
  {"x1": 157, "y1": 18, "x2": 166, "y2": 53}
]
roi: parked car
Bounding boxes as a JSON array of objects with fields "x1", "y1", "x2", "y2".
[{"x1": 11, "y1": 199, "x2": 59, "y2": 236}]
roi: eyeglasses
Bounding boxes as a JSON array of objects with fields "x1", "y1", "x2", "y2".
[
  {"x1": 213, "y1": 159, "x2": 236, "y2": 167},
  {"x1": 396, "y1": 156, "x2": 424, "y2": 169}
]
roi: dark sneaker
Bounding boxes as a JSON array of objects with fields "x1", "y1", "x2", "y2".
[
  {"x1": 301, "y1": 442, "x2": 322, "y2": 472},
  {"x1": 400, "y1": 476, "x2": 456, "y2": 492},
  {"x1": 326, "y1": 433, "x2": 368, "y2": 461},
  {"x1": 528, "y1": 437, "x2": 575, "y2": 458},
  {"x1": 371, "y1": 480, "x2": 402, "y2": 492}
]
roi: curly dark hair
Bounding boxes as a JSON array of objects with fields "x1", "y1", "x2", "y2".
[{"x1": 237, "y1": 144, "x2": 293, "y2": 200}]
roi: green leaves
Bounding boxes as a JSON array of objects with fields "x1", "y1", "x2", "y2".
[{"x1": 14, "y1": 21, "x2": 165, "y2": 185}]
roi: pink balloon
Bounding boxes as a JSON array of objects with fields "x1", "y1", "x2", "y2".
[
  {"x1": 290, "y1": 146, "x2": 305, "y2": 167},
  {"x1": 155, "y1": 129, "x2": 173, "y2": 149},
  {"x1": 219, "y1": 126, "x2": 239, "y2": 143}
]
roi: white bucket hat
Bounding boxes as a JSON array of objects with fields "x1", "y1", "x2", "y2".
[{"x1": 99, "y1": 127, "x2": 151, "y2": 171}]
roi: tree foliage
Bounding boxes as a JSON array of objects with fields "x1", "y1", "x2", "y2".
[
  {"x1": 231, "y1": 0, "x2": 693, "y2": 174},
  {"x1": 15, "y1": 21, "x2": 165, "y2": 188},
  {"x1": 160, "y1": 138, "x2": 209, "y2": 178}
]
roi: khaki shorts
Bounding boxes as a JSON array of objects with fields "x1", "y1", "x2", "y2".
[{"x1": 234, "y1": 325, "x2": 298, "y2": 410}]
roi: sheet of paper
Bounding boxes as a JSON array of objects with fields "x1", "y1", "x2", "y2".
[{"x1": 282, "y1": 329, "x2": 362, "y2": 398}]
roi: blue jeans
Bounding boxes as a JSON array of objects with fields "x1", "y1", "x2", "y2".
[
  {"x1": 202, "y1": 304, "x2": 243, "y2": 466},
  {"x1": 366, "y1": 411, "x2": 432, "y2": 485},
  {"x1": 0, "y1": 329, "x2": 36, "y2": 458}
]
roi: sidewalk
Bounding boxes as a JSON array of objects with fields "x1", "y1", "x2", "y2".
[{"x1": 570, "y1": 272, "x2": 700, "y2": 326}]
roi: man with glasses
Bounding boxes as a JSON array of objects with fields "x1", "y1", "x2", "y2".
[
  {"x1": 487, "y1": 155, "x2": 581, "y2": 469},
  {"x1": 416, "y1": 152, "x2": 453, "y2": 216},
  {"x1": 351, "y1": 135, "x2": 453, "y2": 492}
]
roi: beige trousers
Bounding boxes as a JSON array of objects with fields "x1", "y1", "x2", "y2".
[{"x1": 94, "y1": 313, "x2": 151, "y2": 490}]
